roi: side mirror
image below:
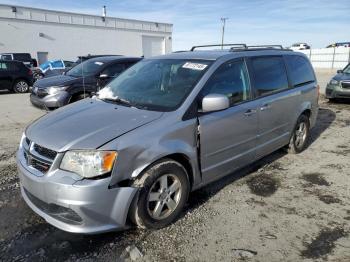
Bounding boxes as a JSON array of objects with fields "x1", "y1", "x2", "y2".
[
  {"x1": 202, "y1": 94, "x2": 229, "y2": 113},
  {"x1": 337, "y1": 70, "x2": 343, "y2": 74},
  {"x1": 99, "y1": 73, "x2": 109, "y2": 79}
]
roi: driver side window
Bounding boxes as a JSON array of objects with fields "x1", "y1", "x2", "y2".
[{"x1": 201, "y1": 59, "x2": 251, "y2": 106}]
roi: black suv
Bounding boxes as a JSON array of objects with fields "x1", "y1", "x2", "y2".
[
  {"x1": 0, "y1": 60, "x2": 34, "y2": 93},
  {"x1": 0, "y1": 53, "x2": 34, "y2": 68},
  {"x1": 30, "y1": 56, "x2": 142, "y2": 109}
]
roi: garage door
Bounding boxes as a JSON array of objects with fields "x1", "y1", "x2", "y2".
[{"x1": 142, "y1": 36, "x2": 165, "y2": 58}]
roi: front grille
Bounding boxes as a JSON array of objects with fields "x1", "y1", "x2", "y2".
[
  {"x1": 24, "y1": 188, "x2": 82, "y2": 224},
  {"x1": 28, "y1": 156, "x2": 51, "y2": 173},
  {"x1": 23, "y1": 139, "x2": 57, "y2": 174},
  {"x1": 34, "y1": 144, "x2": 57, "y2": 160},
  {"x1": 341, "y1": 82, "x2": 350, "y2": 89}
]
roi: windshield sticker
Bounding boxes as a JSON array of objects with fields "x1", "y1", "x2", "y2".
[
  {"x1": 95, "y1": 62, "x2": 104, "y2": 66},
  {"x1": 182, "y1": 62, "x2": 208, "y2": 70}
]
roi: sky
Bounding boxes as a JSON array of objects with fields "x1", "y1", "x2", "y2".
[{"x1": 1, "y1": 0, "x2": 349, "y2": 51}]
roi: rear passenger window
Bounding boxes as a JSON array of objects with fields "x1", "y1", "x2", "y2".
[
  {"x1": 201, "y1": 59, "x2": 250, "y2": 106},
  {"x1": 251, "y1": 56, "x2": 289, "y2": 97},
  {"x1": 285, "y1": 56, "x2": 315, "y2": 87}
]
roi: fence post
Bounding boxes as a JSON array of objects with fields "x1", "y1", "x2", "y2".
[{"x1": 331, "y1": 47, "x2": 336, "y2": 69}]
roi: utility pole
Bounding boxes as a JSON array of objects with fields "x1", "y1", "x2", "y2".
[{"x1": 221, "y1": 18, "x2": 228, "y2": 49}]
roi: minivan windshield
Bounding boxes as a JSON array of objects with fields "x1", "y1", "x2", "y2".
[
  {"x1": 66, "y1": 59, "x2": 105, "y2": 77},
  {"x1": 97, "y1": 59, "x2": 212, "y2": 111}
]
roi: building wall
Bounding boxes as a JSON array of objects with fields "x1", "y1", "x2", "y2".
[{"x1": 0, "y1": 5, "x2": 172, "y2": 61}]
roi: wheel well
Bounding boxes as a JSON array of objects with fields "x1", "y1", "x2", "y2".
[
  {"x1": 163, "y1": 153, "x2": 194, "y2": 189},
  {"x1": 301, "y1": 109, "x2": 311, "y2": 119}
]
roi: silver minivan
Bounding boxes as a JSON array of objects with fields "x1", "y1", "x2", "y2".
[{"x1": 17, "y1": 44, "x2": 319, "y2": 233}]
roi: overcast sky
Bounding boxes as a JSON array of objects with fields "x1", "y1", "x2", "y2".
[{"x1": 2, "y1": 0, "x2": 350, "y2": 51}]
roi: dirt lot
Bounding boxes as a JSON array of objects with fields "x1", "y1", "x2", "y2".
[{"x1": 0, "y1": 70, "x2": 350, "y2": 261}]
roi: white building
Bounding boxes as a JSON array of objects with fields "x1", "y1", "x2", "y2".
[{"x1": 0, "y1": 4, "x2": 173, "y2": 63}]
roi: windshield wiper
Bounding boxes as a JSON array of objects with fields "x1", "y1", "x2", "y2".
[{"x1": 100, "y1": 96, "x2": 133, "y2": 107}]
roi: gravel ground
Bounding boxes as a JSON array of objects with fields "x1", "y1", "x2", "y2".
[{"x1": 0, "y1": 69, "x2": 349, "y2": 261}]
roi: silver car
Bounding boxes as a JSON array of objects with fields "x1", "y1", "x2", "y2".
[{"x1": 17, "y1": 44, "x2": 319, "y2": 233}]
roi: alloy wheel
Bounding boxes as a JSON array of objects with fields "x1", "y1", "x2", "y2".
[
  {"x1": 15, "y1": 81, "x2": 29, "y2": 93},
  {"x1": 147, "y1": 174, "x2": 182, "y2": 220}
]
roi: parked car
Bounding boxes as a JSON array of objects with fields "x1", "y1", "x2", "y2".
[
  {"x1": 0, "y1": 60, "x2": 34, "y2": 93},
  {"x1": 326, "y1": 63, "x2": 350, "y2": 100},
  {"x1": 290, "y1": 43, "x2": 310, "y2": 50},
  {"x1": 0, "y1": 53, "x2": 34, "y2": 68},
  {"x1": 30, "y1": 56, "x2": 141, "y2": 109},
  {"x1": 33, "y1": 60, "x2": 75, "y2": 80},
  {"x1": 17, "y1": 44, "x2": 319, "y2": 233},
  {"x1": 326, "y1": 42, "x2": 350, "y2": 48}
]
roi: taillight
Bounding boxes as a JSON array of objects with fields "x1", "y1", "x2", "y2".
[{"x1": 28, "y1": 69, "x2": 33, "y2": 75}]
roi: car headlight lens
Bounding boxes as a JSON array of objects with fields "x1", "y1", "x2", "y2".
[
  {"x1": 60, "y1": 150, "x2": 117, "y2": 178},
  {"x1": 47, "y1": 86, "x2": 67, "y2": 95},
  {"x1": 330, "y1": 79, "x2": 339, "y2": 85}
]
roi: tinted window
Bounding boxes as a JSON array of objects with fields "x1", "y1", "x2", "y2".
[
  {"x1": 102, "y1": 63, "x2": 125, "y2": 77},
  {"x1": 202, "y1": 59, "x2": 250, "y2": 106},
  {"x1": 0, "y1": 62, "x2": 8, "y2": 70},
  {"x1": 13, "y1": 53, "x2": 31, "y2": 62},
  {"x1": 251, "y1": 56, "x2": 289, "y2": 97},
  {"x1": 63, "y1": 61, "x2": 75, "y2": 68},
  {"x1": 1, "y1": 54, "x2": 12, "y2": 60},
  {"x1": 285, "y1": 56, "x2": 315, "y2": 86},
  {"x1": 66, "y1": 59, "x2": 105, "y2": 77}
]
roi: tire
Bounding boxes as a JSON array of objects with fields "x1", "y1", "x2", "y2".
[
  {"x1": 129, "y1": 159, "x2": 190, "y2": 229},
  {"x1": 13, "y1": 79, "x2": 29, "y2": 93},
  {"x1": 288, "y1": 114, "x2": 310, "y2": 154}
]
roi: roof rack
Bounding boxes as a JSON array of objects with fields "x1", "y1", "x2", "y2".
[
  {"x1": 190, "y1": 44, "x2": 291, "y2": 52},
  {"x1": 190, "y1": 44, "x2": 247, "y2": 51}
]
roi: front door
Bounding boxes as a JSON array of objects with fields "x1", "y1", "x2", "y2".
[{"x1": 199, "y1": 59, "x2": 258, "y2": 183}]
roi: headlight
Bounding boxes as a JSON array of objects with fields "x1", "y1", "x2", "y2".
[
  {"x1": 60, "y1": 150, "x2": 117, "y2": 178},
  {"x1": 47, "y1": 86, "x2": 67, "y2": 95},
  {"x1": 329, "y1": 79, "x2": 339, "y2": 85}
]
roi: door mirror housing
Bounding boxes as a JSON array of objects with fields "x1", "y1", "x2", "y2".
[
  {"x1": 337, "y1": 70, "x2": 343, "y2": 74},
  {"x1": 202, "y1": 94, "x2": 229, "y2": 113}
]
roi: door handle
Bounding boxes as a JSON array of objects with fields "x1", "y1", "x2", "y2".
[
  {"x1": 260, "y1": 103, "x2": 271, "y2": 111},
  {"x1": 244, "y1": 109, "x2": 257, "y2": 116}
]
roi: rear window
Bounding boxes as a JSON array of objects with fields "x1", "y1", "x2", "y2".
[
  {"x1": 1, "y1": 54, "x2": 12, "y2": 60},
  {"x1": 285, "y1": 55, "x2": 315, "y2": 87},
  {"x1": 250, "y1": 56, "x2": 289, "y2": 97},
  {"x1": 13, "y1": 53, "x2": 31, "y2": 62}
]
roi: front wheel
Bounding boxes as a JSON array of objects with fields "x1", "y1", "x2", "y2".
[
  {"x1": 288, "y1": 114, "x2": 310, "y2": 154},
  {"x1": 129, "y1": 159, "x2": 190, "y2": 229},
  {"x1": 13, "y1": 80, "x2": 29, "y2": 93}
]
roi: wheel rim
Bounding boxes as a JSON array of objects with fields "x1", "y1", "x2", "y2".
[
  {"x1": 147, "y1": 174, "x2": 182, "y2": 220},
  {"x1": 295, "y1": 121, "x2": 307, "y2": 148},
  {"x1": 16, "y1": 81, "x2": 29, "y2": 92}
]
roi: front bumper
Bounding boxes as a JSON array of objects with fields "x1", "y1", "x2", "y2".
[
  {"x1": 30, "y1": 91, "x2": 70, "y2": 109},
  {"x1": 16, "y1": 149, "x2": 138, "y2": 234},
  {"x1": 326, "y1": 84, "x2": 350, "y2": 99}
]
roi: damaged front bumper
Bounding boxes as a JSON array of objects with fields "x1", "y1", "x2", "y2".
[{"x1": 16, "y1": 148, "x2": 138, "y2": 234}]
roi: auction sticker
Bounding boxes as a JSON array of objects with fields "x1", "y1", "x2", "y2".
[{"x1": 182, "y1": 62, "x2": 208, "y2": 70}]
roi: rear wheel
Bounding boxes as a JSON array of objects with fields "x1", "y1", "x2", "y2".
[
  {"x1": 129, "y1": 159, "x2": 190, "y2": 229},
  {"x1": 288, "y1": 114, "x2": 310, "y2": 154},
  {"x1": 13, "y1": 80, "x2": 29, "y2": 93}
]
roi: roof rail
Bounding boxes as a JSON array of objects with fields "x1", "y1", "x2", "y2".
[
  {"x1": 229, "y1": 45, "x2": 290, "y2": 52},
  {"x1": 190, "y1": 44, "x2": 247, "y2": 51}
]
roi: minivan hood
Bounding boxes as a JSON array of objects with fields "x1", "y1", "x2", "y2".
[
  {"x1": 34, "y1": 75, "x2": 79, "y2": 88},
  {"x1": 26, "y1": 98, "x2": 163, "y2": 152}
]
